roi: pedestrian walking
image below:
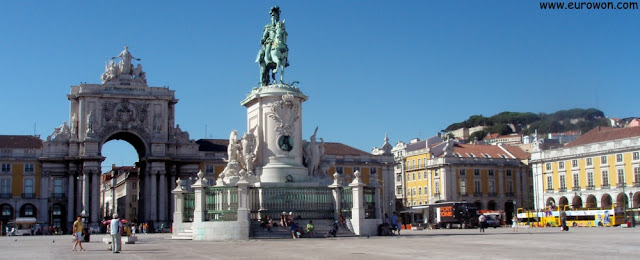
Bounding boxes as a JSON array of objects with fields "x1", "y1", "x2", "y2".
[
  {"x1": 478, "y1": 214, "x2": 486, "y2": 233},
  {"x1": 110, "y1": 214, "x2": 123, "y2": 253},
  {"x1": 512, "y1": 216, "x2": 519, "y2": 232},
  {"x1": 72, "y1": 215, "x2": 85, "y2": 251}
]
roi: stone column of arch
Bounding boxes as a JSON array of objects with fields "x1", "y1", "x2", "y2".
[
  {"x1": 169, "y1": 166, "x2": 176, "y2": 222},
  {"x1": 83, "y1": 172, "x2": 90, "y2": 217},
  {"x1": 150, "y1": 170, "x2": 158, "y2": 223},
  {"x1": 91, "y1": 171, "x2": 100, "y2": 223},
  {"x1": 158, "y1": 170, "x2": 167, "y2": 223},
  {"x1": 144, "y1": 170, "x2": 151, "y2": 221},
  {"x1": 67, "y1": 174, "x2": 75, "y2": 224}
]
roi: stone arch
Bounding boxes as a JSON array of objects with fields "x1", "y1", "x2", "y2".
[
  {"x1": 101, "y1": 130, "x2": 149, "y2": 159},
  {"x1": 0, "y1": 203, "x2": 14, "y2": 222},
  {"x1": 615, "y1": 192, "x2": 629, "y2": 208},
  {"x1": 558, "y1": 196, "x2": 569, "y2": 209},
  {"x1": 19, "y1": 203, "x2": 37, "y2": 218},
  {"x1": 474, "y1": 200, "x2": 482, "y2": 210},
  {"x1": 51, "y1": 203, "x2": 66, "y2": 229},
  {"x1": 585, "y1": 195, "x2": 597, "y2": 208},
  {"x1": 571, "y1": 195, "x2": 583, "y2": 209},
  {"x1": 487, "y1": 200, "x2": 497, "y2": 210},
  {"x1": 504, "y1": 201, "x2": 514, "y2": 224},
  {"x1": 633, "y1": 192, "x2": 640, "y2": 208},
  {"x1": 546, "y1": 197, "x2": 556, "y2": 208},
  {"x1": 601, "y1": 194, "x2": 612, "y2": 209}
]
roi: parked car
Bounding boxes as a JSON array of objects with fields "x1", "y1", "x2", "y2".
[{"x1": 485, "y1": 215, "x2": 500, "y2": 228}]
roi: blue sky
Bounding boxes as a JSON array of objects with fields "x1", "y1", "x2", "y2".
[{"x1": 1, "y1": 1, "x2": 638, "y2": 172}]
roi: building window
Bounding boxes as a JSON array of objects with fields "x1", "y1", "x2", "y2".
[
  {"x1": 601, "y1": 156, "x2": 608, "y2": 164},
  {"x1": 586, "y1": 158, "x2": 592, "y2": 166},
  {"x1": 336, "y1": 167, "x2": 343, "y2": 174},
  {"x1": 0, "y1": 178, "x2": 10, "y2": 195},
  {"x1": 417, "y1": 171, "x2": 421, "y2": 180},
  {"x1": 424, "y1": 186, "x2": 428, "y2": 196},
  {"x1": 54, "y1": 179, "x2": 63, "y2": 194},
  {"x1": 396, "y1": 174, "x2": 402, "y2": 182},
  {"x1": 545, "y1": 163, "x2": 551, "y2": 171},
  {"x1": 412, "y1": 160, "x2": 415, "y2": 169},
  {"x1": 488, "y1": 180, "x2": 495, "y2": 194},
  {"x1": 435, "y1": 180, "x2": 440, "y2": 194},
  {"x1": 397, "y1": 187, "x2": 402, "y2": 195},
  {"x1": 24, "y1": 164, "x2": 34, "y2": 173},
  {"x1": 407, "y1": 175, "x2": 410, "y2": 182},
  {"x1": 506, "y1": 180, "x2": 513, "y2": 193},
  {"x1": 559, "y1": 162, "x2": 564, "y2": 169},
  {"x1": 1, "y1": 163, "x2": 10, "y2": 172},
  {"x1": 474, "y1": 180, "x2": 481, "y2": 194},
  {"x1": 412, "y1": 188, "x2": 416, "y2": 196},
  {"x1": 434, "y1": 170, "x2": 439, "y2": 177},
  {"x1": 634, "y1": 152, "x2": 640, "y2": 161},
  {"x1": 459, "y1": 169, "x2": 465, "y2": 176},
  {"x1": 459, "y1": 179, "x2": 466, "y2": 193},
  {"x1": 132, "y1": 195, "x2": 137, "y2": 202},
  {"x1": 24, "y1": 179, "x2": 34, "y2": 195},
  {"x1": 560, "y1": 175, "x2": 566, "y2": 189},
  {"x1": 2, "y1": 205, "x2": 10, "y2": 216},
  {"x1": 635, "y1": 167, "x2": 640, "y2": 184},
  {"x1": 353, "y1": 167, "x2": 360, "y2": 173},
  {"x1": 24, "y1": 204, "x2": 34, "y2": 216},
  {"x1": 423, "y1": 171, "x2": 427, "y2": 179},
  {"x1": 546, "y1": 176, "x2": 553, "y2": 190},
  {"x1": 132, "y1": 208, "x2": 137, "y2": 216},
  {"x1": 572, "y1": 160, "x2": 578, "y2": 168},
  {"x1": 205, "y1": 164, "x2": 214, "y2": 173},
  {"x1": 132, "y1": 182, "x2": 137, "y2": 189},
  {"x1": 474, "y1": 169, "x2": 480, "y2": 176},
  {"x1": 618, "y1": 169, "x2": 625, "y2": 185},
  {"x1": 488, "y1": 169, "x2": 494, "y2": 176},
  {"x1": 412, "y1": 173, "x2": 415, "y2": 181},
  {"x1": 418, "y1": 187, "x2": 422, "y2": 195},
  {"x1": 587, "y1": 172, "x2": 594, "y2": 188},
  {"x1": 371, "y1": 168, "x2": 377, "y2": 175},
  {"x1": 417, "y1": 159, "x2": 421, "y2": 168},
  {"x1": 616, "y1": 154, "x2": 623, "y2": 163},
  {"x1": 573, "y1": 173, "x2": 580, "y2": 190},
  {"x1": 602, "y1": 170, "x2": 609, "y2": 187},
  {"x1": 53, "y1": 205, "x2": 62, "y2": 216},
  {"x1": 506, "y1": 170, "x2": 512, "y2": 177}
]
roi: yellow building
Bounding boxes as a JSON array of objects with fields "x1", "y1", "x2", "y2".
[
  {"x1": 531, "y1": 126, "x2": 640, "y2": 211},
  {"x1": 403, "y1": 138, "x2": 531, "y2": 219},
  {"x1": 0, "y1": 135, "x2": 43, "y2": 234}
]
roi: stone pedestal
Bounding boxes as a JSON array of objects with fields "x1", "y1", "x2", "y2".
[{"x1": 241, "y1": 84, "x2": 309, "y2": 184}]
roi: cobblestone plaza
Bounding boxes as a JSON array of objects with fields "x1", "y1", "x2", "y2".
[{"x1": 1, "y1": 227, "x2": 637, "y2": 259}]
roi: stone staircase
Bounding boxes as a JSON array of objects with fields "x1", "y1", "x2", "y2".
[
  {"x1": 171, "y1": 227, "x2": 193, "y2": 240},
  {"x1": 250, "y1": 219, "x2": 356, "y2": 239}
]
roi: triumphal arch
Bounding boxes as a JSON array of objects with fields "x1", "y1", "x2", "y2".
[{"x1": 40, "y1": 46, "x2": 199, "y2": 228}]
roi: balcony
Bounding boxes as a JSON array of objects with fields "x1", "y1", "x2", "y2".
[
  {"x1": 558, "y1": 187, "x2": 567, "y2": 192},
  {"x1": 459, "y1": 192, "x2": 468, "y2": 197},
  {"x1": 634, "y1": 182, "x2": 640, "y2": 187},
  {"x1": 0, "y1": 193, "x2": 11, "y2": 199},
  {"x1": 586, "y1": 186, "x2": 595, "y2": 190},
  {"x1": 473, "y1": 192, "x2": 482, "y2": 197},
  {"x1": 52, "y1": 193, "x2": 66, "y2": 199},
  {"x1": 22, "y1": 193, "x2": 35, "y2": 199},
  {"x1": 545, "y1": 189, "x2": 554, "y2": 193},
  {"x1": 488, "y1": 192, "x2": 497, "y2": 197},
  {"x1": 434, "y1": 192, "x2": 441, "y2": 197},
  {"x1": 572, "y1": 187, "x2": 581, "y2": 191},
  {"x1": 601, "y1": 185, "x2": 610, "y2": 189},
  {"x1": 505, "y1": 192, "x2": 515, "y2": 197},
  {"x1": 617, "y1": 183, "x2": 626, "y2": 188}
]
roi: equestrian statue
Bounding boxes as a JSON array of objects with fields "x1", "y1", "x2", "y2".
[{"x1": 256, "y1": 6, "x2": 289, "y2": 86}]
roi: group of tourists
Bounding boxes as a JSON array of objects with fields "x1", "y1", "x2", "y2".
[{"x1": 379, "y1": 212, "x2": 402, "y2": 236}]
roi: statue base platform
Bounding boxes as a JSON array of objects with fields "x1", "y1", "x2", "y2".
[{"x1": 258, "y1": 163, "x2": 309, "y2": 183}]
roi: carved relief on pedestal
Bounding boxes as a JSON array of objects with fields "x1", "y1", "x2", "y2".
[{"x1": 268, "y1": 94, "x2": 300, "y2": 136}]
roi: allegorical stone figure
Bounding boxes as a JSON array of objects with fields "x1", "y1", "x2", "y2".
[
  {"x1": 86, "y1": 111, "x2": 95, "y2": 135},
  {"x1": 112, "y1": 46, "x2": 140, "y2": 75},
  {"x1": 256, "y1": 6, "x2": 289, "y2": 86}
]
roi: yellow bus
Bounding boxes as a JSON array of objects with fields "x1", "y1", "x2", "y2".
[{"x1": 517, "y1": 205, "x2": 624, "y2": 227}]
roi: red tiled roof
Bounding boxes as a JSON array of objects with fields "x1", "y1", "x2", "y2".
[
  {"x1": 451, "y1": 144, "x2": 515, "y2": 159},
  {"x1": 501, "y1": 145, "x2": 530, "y2": 160},
  {"x1": 323, "y1": 142, "x2": 370, "y2": 156},
  {"x1": 564, "y1": 126, "x2": 640, "y2": 148},
  {"x1": 197, "y1": 139, "x2": 229, "y2": 152},
  {"x1": 0, "y1": 135, "x2": 43, "y2": 149}
]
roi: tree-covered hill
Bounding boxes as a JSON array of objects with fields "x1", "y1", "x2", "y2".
[{"x1": 445, "y1": 108, "x2": 610, "y2": 142}]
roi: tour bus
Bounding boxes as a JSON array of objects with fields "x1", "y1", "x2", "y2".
[
  {"x1": 8, "y1": 217, "x2": 37, "y2": 236},
  {"x1": 402, "y1": 202, "x2": 479, "y2": 229},
  {"x1": 516, "y1": 205, "x2": 624, "y2": 227}
]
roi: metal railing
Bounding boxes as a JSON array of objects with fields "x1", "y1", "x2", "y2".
[
  {"x1": 473, "y1": 192, "x2": 482, "y2": 197},
  {"x1": 363, "y1": 187, "x2": 376, "y2": 219},
  {"x1": 601, "y1": 185, "x2": 610, "y2": 189},
  {"x1": 505, "y1": 192, "x2": 515, "y2": 197},
  {"x1": 459, "y1": 192, "x2": 468, "y2": 197},
  {"x1": 558, "y1": 187, "x2": 567, "y2": 192},
  {"x1": 249, "y1": 187, "x2": 334, "y2": 220},
  {"x1": 183, "y1": 192, "x2": 195, "y2": 222},
  {"x1": 205, "y1": 186, "x2": 238, "y2": 221},
  {"x1": 340, "y1": 187, "x2": 352, "y2": 219},
  {"x1": 22, "y1": 193, "x2": 35, "y2": 199},
  {"x1": 488, "y1": 192, "x2": 497, "y2": 197},
  {"x1": 52, "y1": 193, "x2": 65, "y2": 199},
  {"x1": 586, "y1": 186, "x2": 595, "y2": 190},
  {"x1": 572, "y1": 187, "x2": 581, "y2": 191},
  {"x1": 545, "y1": 189, "x2": 554, "y2": 193},
  {"x1": 0, "y1": 193, "x2": 10, "y2": 199}
]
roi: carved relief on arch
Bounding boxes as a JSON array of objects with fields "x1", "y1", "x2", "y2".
[
  {"x1": 116, "y1": 99, "x2": 134, "y2": 123},
  {"x1": 102, "y1": 102, "x2": 116, "y2": 122}
]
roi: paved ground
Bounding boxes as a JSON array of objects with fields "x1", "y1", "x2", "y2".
[{"x1": 0, "y1": 227, "x2": 638, "y2": 259}]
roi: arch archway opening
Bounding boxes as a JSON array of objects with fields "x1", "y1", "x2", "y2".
[
  {"x1": 474, "y1": 201, "x2": 482, "y2": 210},
  {"x1": 571, "y1": 196, "x2": 583, "y2": 209},
  {"x1": 585, "y1": 195, "x2": 597, "y2": 208},
  {"x1": 487, "y1": 200, "x2": 497, "y2": 210},
  {"x1": 601, "y1": 194, "x2": 612, "y2": 209},
  {"x1": 615, "y1": 193, "x2": 629, "y2": 208},
  {"x1": 633, "y1": 192, "x2": 640, "y2": 209}
]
